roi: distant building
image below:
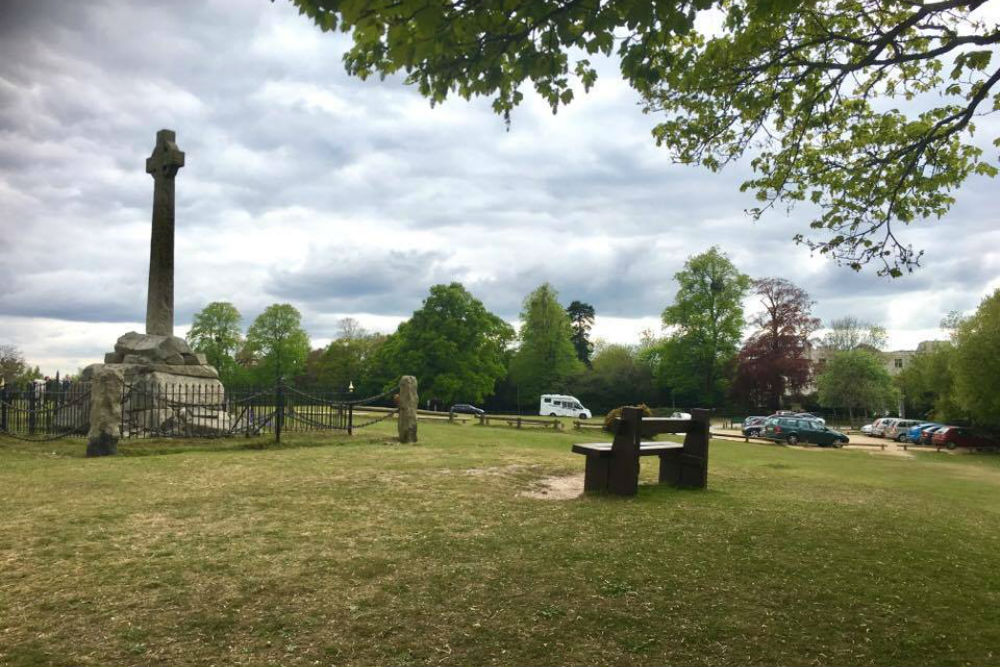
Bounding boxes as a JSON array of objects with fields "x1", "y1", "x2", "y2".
[
  {"x1": 806, "y1": 340, "x2": 947, "y2": 390},
  {"x1": 883, "y1": 349, "x2": 916, "y2": 377}
]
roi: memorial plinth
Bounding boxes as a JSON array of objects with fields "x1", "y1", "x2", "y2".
[{"x1": 84, "y1": 130, "x2": 229, "y2": 455}]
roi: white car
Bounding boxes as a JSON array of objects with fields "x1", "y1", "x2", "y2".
[
  {"x1": 861, "y1": 424, "x2": 874, "y2": 435},
  {"x1": 872, "y1": 417, "x2": 896, "y2": 437}
]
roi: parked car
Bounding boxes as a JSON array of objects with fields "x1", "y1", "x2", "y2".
[
  {"x1": 920, "y1": 425, "x2": 946, "y2": 445},
  {"x1": 742, "y1": 416, "x2": 767, "y2": 437},
  {"x1": 932, "y1": 426, "x2": 998, "y2": 450},
  {"x1": 794, "y1": 412, "x2": 826, "y2": 426},
  {"x1": 905, "y1": 422, "x2": 941, "y2": 443},
  {"x1": 861, "y1": 423, "x2": 874, "y2": 435},
  {"x1": 449, "y1": 403, "x2": 485, "y2": 416},
  {"x1": 885, "y1": 419, "x2": 923, "y2": 441},
  {"x1": 762, "y1": 416, "x2": 849, "y2": 447},
  {"x1": 872, "y1": 418, "x2": 897, "y2": 438}
]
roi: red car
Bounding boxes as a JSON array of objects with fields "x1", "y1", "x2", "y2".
[{"x1": 931, "y1": 426, "x2": 997, "y2": 450}]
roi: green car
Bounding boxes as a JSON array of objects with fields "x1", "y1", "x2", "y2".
[{"x1": 762, "y1": 416, "x2": 849, "y2": 447}]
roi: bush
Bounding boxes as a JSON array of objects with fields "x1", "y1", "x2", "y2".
[{"x1": 604, "y1": 404, "x2": 653, "y2": 433}]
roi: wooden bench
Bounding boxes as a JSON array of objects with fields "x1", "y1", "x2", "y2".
[{"x1": 572, "y1": 407, "x2": 711, "y2": 496}]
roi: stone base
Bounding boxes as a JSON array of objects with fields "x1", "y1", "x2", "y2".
[
  {"x1": 103, "y1": 331, "x2": 207, "y2": 367},
  {"x1": 82, "y1": 331, "x2": 230, "y2": 442},
  {"x1": 86, "y1": 432, "x2": 118, "y2": 457},
  {"x1": 86, "y1": 365, "x2": 124, "y2": 456}
]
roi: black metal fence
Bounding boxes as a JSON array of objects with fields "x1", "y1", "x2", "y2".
[
  {"x1": 0, "y1": 382, "x2": 92, "y2": 441},
  {"x1": 0, "y1": 380, "x2": 400, "y2": 442}
]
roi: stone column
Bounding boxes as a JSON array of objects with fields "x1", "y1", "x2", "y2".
[
  {"x1": 144, "y1": 129, "x2": 185, "y2": 337},
  {"x1": 86, "y1": 367, "x2": 125, "y2": 457},
  {"x1": 398, "y1": 375, "x2": 418, "y2": 443}
]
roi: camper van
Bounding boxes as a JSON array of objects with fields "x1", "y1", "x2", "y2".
[{"x1": 539, "y1": 394, "x2": 592, "y2": 419}]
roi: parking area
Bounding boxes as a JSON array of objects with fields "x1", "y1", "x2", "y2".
[{"x1": 713, "y1": 427, "x2": 915, "y2": 453}]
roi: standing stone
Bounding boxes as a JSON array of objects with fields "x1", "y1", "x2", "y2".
[
  {"x1": 145, "y1": 129, "x2": 184, "y2": 337},
  {"x1": 86, "y1": 366, "x2": 124, "y2": 457},
  {"x1": 397, "y1": 375, "x2": 418, "y2": 443}
]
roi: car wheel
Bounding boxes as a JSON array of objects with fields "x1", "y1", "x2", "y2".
[
  {"x1": 896, "y1": 434, "x2": 906, "y2": 442},
  {"x1": 579, "y1": 413, "x2": 587, "y2": 420},
  {"x1": 946, "y1": 442, "x2": 957, "y2": 450},
  {"x1": 786, "y1": 434, "x2": 799, "y2": 446},
  {"x1": 549, "y1": 412, "x2": 557, "y2": 417}
]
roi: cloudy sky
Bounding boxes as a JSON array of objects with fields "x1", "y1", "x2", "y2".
[{"x1": 2, "y1": 0, "x2": 999, "y2": 375}]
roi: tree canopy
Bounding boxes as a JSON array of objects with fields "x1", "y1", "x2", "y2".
[
  {"x1": 0, "y1": 345, "x2": 41, "y2": 386},
  {"x1": 952, "y1": 288, "x2": 1000, "y2": 428},
  {"x1": 289, "y1": 0, "x2": 999, "y2": 275},
  {"x1": 570, "y1": 342, "x2": 655, "y2": 415},
  {"x1": 373, "y1": 283, "x2": 514, "y2": 404},
  {"x1": 817, "y1": 348, "x2": 898, "y2": 420},
  {"x1": 820, "y1": 316, "x2": 888, "y2": 352},
  {"x1": 510, "y1": 283, "x2": 583, "y2": 402},
  {"x1": 896, "y1": 341, "x2": 961, "y2": 421},
  {"x1": 566, "y1": 300, "x2": 596, "y2": 367},
  {"x1": 187, "y1": 302, "x2": 243, "y2": 381},
  {"x1": 658, "y1": 247, "x2": 751, "y2": 405},
  {"x1": 731, "y1": 277, "x2": 818, "y2": 409},
  {"x1": 244, "y1": 304, "x2": 312, "y2": 384},
  {"x1": 303, "y1": 318, "x2": 387, "y2": 394}
]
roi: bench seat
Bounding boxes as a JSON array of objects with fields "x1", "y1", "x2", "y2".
[{"x1": 572, "y1": 442, "x2": 683, "y2": 456}]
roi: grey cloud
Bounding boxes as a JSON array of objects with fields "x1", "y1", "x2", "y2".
[
  {"x1": 1, "y1": 0, "x2": 997, "y2": 375},
  {"x1": 267, "y1": 249, "x2": 452, "y2": 315}
]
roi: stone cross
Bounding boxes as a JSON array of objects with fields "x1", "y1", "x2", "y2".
[{"x1": 144, "y1": 129, "x2": 185, "y2": 337}]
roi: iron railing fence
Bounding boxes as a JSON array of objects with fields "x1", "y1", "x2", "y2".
[
  {"x1": 0, "y1": 380, "x2": 400, "y2": 442},
  {"x1": 0, "y1": 382, "x2": 92, "y2": 441}
]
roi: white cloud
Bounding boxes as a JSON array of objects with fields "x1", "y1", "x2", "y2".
[{"x1": 1, "y1": 0, "x2": 997, "y2": 375}]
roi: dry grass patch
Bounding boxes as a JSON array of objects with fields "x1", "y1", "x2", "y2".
[{"x1": 2, "y1": 423, "x2": 1000, "y2": 666}]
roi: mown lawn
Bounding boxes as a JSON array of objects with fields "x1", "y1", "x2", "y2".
[{"x1": 1, "y1": 422, "x2": 999, "y2": 666}]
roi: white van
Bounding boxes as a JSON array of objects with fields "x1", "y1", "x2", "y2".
[{"x1": 540, "y1": 394, "x2": 592, "y2": 419}]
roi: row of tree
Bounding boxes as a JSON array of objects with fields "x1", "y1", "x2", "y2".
[
  {"x1": 8, "y1": 249, "x2": 988, "y2": 424},
  {"x1": 182, "y1": 246, "x2": 996, "y2": 424}
]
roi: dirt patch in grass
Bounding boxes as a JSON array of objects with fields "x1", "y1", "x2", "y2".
[
  {"x1": 464, "y1": 463, "x2": 535, "y2": 477},
  {"x1": 519, "y1": 473, "x2": 584, "y2": 500}
]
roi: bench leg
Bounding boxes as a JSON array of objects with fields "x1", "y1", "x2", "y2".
[
  {"x1": 660, "y1": 452, "x2": 707, "y2": 489},
  {"x1": 677, "y1": 454, "x2": 708, "y2": 489},
  {"x1": 608, "y1": 453, "x2": 639, "y2": 496},
  {"x1": 658, "y1": 450, "x2": 681, "y2": 485},
  {"x1": 583, "y1": 455, "x2": 611, "y2": 493}
]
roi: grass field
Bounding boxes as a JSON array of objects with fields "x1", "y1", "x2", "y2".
[{"x1": 2, "y1": 422, "x2": 999, "y2": 666}]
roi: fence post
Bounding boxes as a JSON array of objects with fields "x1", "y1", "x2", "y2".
[
  {"x1": 397, "y1": 376, "x2": 418, "y2": 443},
  {"x1": 348, "y1": 402, "x2": 353, "y2": 436},
  {"x1": 0, "y1": 385, "x2": 7, "y2": 433},
  {"x1": 27, "y1": 384, "x2": 37, "y2": 435},
  {"x1": 516, "y1": 417, "x2": 522, "y2": 429},
  {"x1": 275, "y1": 380, "x2": 284, "y2": 444}
]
